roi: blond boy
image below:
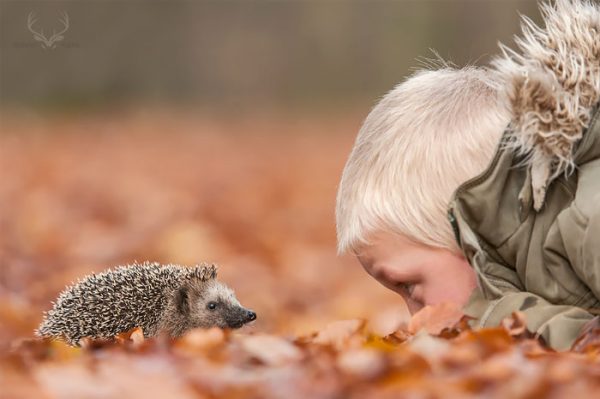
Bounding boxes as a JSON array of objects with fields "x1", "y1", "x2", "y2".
[{"x1": 336, "y1": 0, "x2": 600, "y2": 350}]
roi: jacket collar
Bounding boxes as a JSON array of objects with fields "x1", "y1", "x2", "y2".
[{"x1": 491, "y1": 0, "x2": 600, "y2": 211}]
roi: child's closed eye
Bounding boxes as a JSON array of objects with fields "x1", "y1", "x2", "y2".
[{"x1": 395, "y1": 282, "x2": 415, "y2": 297}]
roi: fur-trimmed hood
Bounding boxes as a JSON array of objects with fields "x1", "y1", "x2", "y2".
[{"x1": 491, "y1": 0, "x2": 600, "y2": 211}]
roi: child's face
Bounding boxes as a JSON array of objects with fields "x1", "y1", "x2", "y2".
[{"x1": 354, "y1": 231, "x2": 477, "y2": 314}]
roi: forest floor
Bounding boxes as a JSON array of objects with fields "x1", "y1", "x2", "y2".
[{"x1": 1, "y1": 110, "x2": 600, "y2": 399}]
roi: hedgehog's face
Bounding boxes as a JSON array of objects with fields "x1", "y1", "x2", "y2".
[{"x1": 176, "y1": 279, "x2": 256, "y2": 330}]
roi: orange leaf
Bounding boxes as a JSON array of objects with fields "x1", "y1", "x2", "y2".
[
  {"x1": 115, "y1": 326, "x2": 145, "y2": 348},
  {"x1": 336, "y1": 348, "x2": 386, "y2": 379},
  {"x1": 177, "y1": 327, "x2": 226, "y2": 352},
  {"x1": 239, "y1": 334, "x2": 303, "y2": 366},
  {"x1": 500, "y1": 311, "x2": 529, "y2": 338},
  {"x1": 312, "y1": 319, "x2": 365, "y2": 350},
  {"x1": 408, "y1": 303, "x2": 464, "y2": 335}
]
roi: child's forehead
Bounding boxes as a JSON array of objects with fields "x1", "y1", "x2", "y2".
[{"x1": 360, "y1": 230, "x2": 418, "y2": 249}]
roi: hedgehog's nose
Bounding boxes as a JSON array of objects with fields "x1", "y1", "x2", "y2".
[{"x1": 246, "y1": 310, "x2": 257, "y2": 322}]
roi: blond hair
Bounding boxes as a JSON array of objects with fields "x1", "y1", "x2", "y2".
[{"x1": 336, "y1": 66, "x2": 511, "y2": 254}]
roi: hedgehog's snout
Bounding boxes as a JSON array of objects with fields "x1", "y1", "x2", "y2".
[
  {"x1": 224, "y1": 306, "x2": 257, "y2": 329},
  {"x1": 246, "y1": 310, "x2": 257, "y2": 322}
]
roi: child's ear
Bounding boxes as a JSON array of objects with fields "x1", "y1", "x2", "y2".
[{"x1": 175, "y1": 286, "x2": 190, "y2": 315}]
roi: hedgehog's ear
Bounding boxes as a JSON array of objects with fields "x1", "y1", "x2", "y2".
[{"x1": 175, "y1": 286, "x2": 190, "y2": 315}]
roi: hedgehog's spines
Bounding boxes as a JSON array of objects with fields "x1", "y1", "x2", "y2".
[{"x1": 190, "y1": 263, "x2": 218, "y2": 281}]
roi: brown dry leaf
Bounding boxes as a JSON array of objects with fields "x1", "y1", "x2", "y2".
[
  {"x1": 501, "y1": 311, "x2": 528, "y2": 337},
  {"x1": 440, "y1": 343, "x2": 481, "y2": 368},
  {"x1": 239, "y1": 334, "x2": 304, "y2": 366},
  {"x1": 177, "y1": 327, "x2": 227, "y2": 352},
  {"x1": 336, "y1": 348, "x2": 386, "y2": 379},
  {"x1": 368, "y1": 306, "x2": 410, "y2": 337},
  {"x1": 407, "y1": 331, "x2": 451, "y2": 363},
  {"x1": 456, "y1": 327, "x2": 515, "y2": 355},
  {"x1": 115, "y1": 326, "x2": 145, "y2": 348},
  {"x1": 470, "y1": 352, "x2": 518, "y2": 382},
  {"x1": 383, "y1": 330, "x2": 412, "y2": 345},
  {"x1": 408, "y1": 302, "x2": 464, "y2": 335},
  {"x1": 571, "y1": 316, "x2": 600, "y2": 353},
  {"x1": 34, "y1": 355, "x2": 200, "y2": 399},
  {"x1": 312, "y1": 319, "x2": 365, "y2": 350},
  {"x1": 77, "y1": 337, "x2": 94, "y2": 349},
  {"x1": 8, "y1": 337, "x2": 81, "y2": 367},
  {"x1": 130, "y1": 327, "x2": 145, "y2": 347}
]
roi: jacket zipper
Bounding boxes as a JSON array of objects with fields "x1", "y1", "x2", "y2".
[{"x1": 447, "y1": 205, "x2": 461, "y2": 248}]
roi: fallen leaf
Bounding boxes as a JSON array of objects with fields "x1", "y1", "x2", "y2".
[
  {"x1": 336, "y1": 348, "x2": 386, "y2": 379},
  {"x1": 408, "y1": 331, "x2": 451, "y2": 363},
  {"x1": 178, "y1": 327, "x2": 226, "y2": 351},
  {"x1": 368, "y1": 306, "x2": 410, "y2": 337},
  {"x1": 115, "y1": 326, "x2": 145, "y2": 348},
  {"x1": 571, "y1": 316, "x2": 600, "y2": 353},
  {"x1": 501, "y1": 311, "x2": 528, "y2": 338},
  {"x1": 312, "y1": 319, "x2": 365, "y2": 349},
  {"x1": 408, "y1": 303, "x2": 464, "y2": 335},
  {"x1": 239, "y1": 334, "x2": 303, "y2": 366}
]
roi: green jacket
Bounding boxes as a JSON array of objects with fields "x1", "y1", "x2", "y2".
[{"x1": 447, "y1": 0, "x2": 600, "y2": 351}]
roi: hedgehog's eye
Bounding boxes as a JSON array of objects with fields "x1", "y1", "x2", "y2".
[{"x1": 207, "y1": 302, "x2": 217, "y2": 310}]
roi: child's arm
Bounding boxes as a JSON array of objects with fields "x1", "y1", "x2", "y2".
[
  {"x1": 551, "y1": 158, "x2": 600, "y2": 301},
  {"x1": 464, "y1": 287, "x2": 594, "y2": 351}
]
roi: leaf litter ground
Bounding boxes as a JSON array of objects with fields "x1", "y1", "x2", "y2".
[{"x1": 1, "y1": 111, "x2": 600, "y2": 399}]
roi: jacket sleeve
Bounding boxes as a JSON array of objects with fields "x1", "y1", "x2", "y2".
[
  {"x1": 554, "y1": 158, "x2": 600, "y2": 301},
  {"x1": 464, "y1": 287, "x2": 594, "y2": 351}
]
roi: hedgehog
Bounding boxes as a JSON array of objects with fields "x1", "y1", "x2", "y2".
[{"x1": 36, "y1": 261, "x2": 256, "y2": 346}]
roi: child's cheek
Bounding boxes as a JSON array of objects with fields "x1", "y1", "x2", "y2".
[{"x1": 420, "y1": 274, "x2": 476, "y2": 308}]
